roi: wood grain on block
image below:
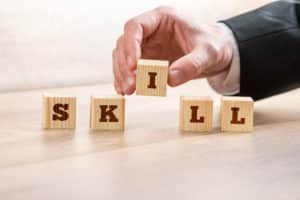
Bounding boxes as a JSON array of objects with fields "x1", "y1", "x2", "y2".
[
  {"x1": 136, "y1": 59, "x2": 169, "y2": 97},
  {"x1": 221, "y1": 96, "x2": 254, "y2": 132},
  {"x1": 179, "y1": 96, "x2": 213, "y2": 132},
  {"x1": 90, "y1": 96, "x2": 125, "y2": 131},
  {"x1": 42, "y1": 95, "x2": 76, "y2": 129}
]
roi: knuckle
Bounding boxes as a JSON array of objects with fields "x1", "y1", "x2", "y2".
[
  {"x1": 155, "y1": 6, "x2": 176, "y2": 16},
  {"x1": 203, "y1": 42, "x2": 218, "y2": 60},
  {"x1": 189, "y1": 54, "x2": 205, "y2": 75},
  {"x1": 124, "y1": 18, "x2": 139, "y2": 31}
]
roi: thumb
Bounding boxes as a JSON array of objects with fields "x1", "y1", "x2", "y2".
[{"x1": 168, "y1": 50, "x2": 208, "y2": 87}]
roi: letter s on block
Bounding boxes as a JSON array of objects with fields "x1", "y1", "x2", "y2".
[{"x1": 52, "y1": 104, "x2": 69, "y2": 121}]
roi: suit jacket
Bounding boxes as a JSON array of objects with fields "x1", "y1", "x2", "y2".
[{"x1": 222, "y1": 0, "x2": 300, "y2": 100}]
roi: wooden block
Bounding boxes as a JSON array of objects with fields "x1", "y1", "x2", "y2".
[
  {"x1": 90, "y1": 96, "x2": 125, "y2": 130},
  {"x1": 42, "y1": 95, "x2": 76, "y2": 129},
  {"x1": 179, "y1": 96, "x2": 213, "y2": 132},
  {"x1": 136, "y1": 59, "x2": 169, "y2": 97},
  {"x1": 221, "y1": 96, "x2": 254, "y2": 132}
]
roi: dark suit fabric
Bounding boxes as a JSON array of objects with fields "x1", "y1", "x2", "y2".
[{"x1": 223, "y1": 1, "x2": 300, "y2": 100}]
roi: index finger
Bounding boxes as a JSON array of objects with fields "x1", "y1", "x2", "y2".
[{"x1": 123, "y1": 8, "x2": 162, "y2": 69}]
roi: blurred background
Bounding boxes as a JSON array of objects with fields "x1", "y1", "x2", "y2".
[{"x1": 0, "y1": 0, "x2": 271, "y2": 92}]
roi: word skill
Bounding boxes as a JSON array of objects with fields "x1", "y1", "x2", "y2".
[{"x1": 42, "y1": 95, "x2": 254, "y2": 132}]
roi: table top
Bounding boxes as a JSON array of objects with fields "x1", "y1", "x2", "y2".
[{"x1": 0, "y1": 80, "x2": 300, "y2": 200}]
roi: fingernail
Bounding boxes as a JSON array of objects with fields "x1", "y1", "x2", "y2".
[
  {"x1": 126, "y1": 77, "x2": 135, "y2": 87},
  {"x1": 121, "y1": 81, "x2": 128, "y2": 93},
  {"x1": 114, "y1": 83, "x2": 123, "y2": 94},
  {"x1": 115, "y1": 86, "x2": 122, "y2": 94},
  {"x1": 169, "y1": 70, "x2": 182, "y2": 86},
  {"x1": 123, "y1": 82, "x2": 133, "y2": 94}
]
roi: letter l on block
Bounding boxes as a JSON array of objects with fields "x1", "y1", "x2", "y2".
[
  {"x1": 179, "y1": 96, "x2": 213, "y2": 132},
  {"x1": 221, "y1": 96, "x2": 254, "y2": 132}
]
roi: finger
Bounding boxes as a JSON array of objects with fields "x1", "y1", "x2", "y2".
[
  {"x1": 123, "y1": 73, "x2": 136, "y2": 95},
  {"x1": 123, "y1": 8, "x2": 162, "y2": 68},
  {"x1": 112, "y1": 48, "x2": 122, "y2": 82},
  {"x1": 114, "y1": 80, "x2": 123, "y2": 95},
  {"x1": 112, "y1": 48, "x2": 124, "y2": 95},
  {"x1": 116, "y1": 37, "x2": 136, "y2": 94},
  {"x1": 168, "y1": 50, "x2": 209, "y2": 87},
  {"x1": 117, "y1": 36, "x2": 135, "y2": 80}
]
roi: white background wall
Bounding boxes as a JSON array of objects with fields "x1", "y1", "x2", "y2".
[{"x1": 0, "y1": 0, "x2": 271, "y2": 92}]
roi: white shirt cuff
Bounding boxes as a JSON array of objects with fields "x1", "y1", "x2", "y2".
[{"x1": 207, "y1": 23, "x2": 240, "y2": 95}]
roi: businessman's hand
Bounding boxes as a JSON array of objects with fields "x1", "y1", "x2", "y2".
[{"x1": 113, "y1": 6, "x2": 233, "y2": 95}]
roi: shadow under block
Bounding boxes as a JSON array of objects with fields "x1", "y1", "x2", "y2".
[
  {"x1": 136, "y1": 59, "x2": 169, "y2": 97},
  {"x1": 221, "y1": 96, "x2": 254, "y2": 132},
  {"x1": 42, "y1": 95, "x2": 76, "y2": 129},
  {"x1": 179, "y1": 96, "x2": 213, "y2": 132},
  {"x1": 90, "y1": 96, "x2": 125, "y2": 130}
]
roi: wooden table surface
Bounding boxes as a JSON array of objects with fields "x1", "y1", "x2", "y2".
[{"x1": 0, "y1": 80, "x2": 300, "y2": 200}]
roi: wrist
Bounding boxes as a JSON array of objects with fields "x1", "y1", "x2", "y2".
[
  {"x1": 218, "y1": 23, "x2": 234, "y2": 71},
  {"x1": 207, "y1": 23, "x2": 240, "y2": 95}
]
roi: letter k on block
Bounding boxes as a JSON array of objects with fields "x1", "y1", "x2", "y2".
[{"x1": 90, "y1": 96, "x2": 125, "y2": 130}]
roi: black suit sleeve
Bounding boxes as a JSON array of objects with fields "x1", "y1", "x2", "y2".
[{"x1": 222, "y1": 1, "x2": 300, "y2": 100}]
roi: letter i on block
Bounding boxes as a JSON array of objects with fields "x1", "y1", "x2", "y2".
[
  {"x1": 42, "y1": 95, "x2": 77, "y2": 129},
  {"x1": 221, "y1": 96, "x2": 254, "y2": 132},
  {"x1": 179, "y1": 96, "x2": 213, "y2": 132},
  {"x1": 136, "y1": 59, "x2": 169, "y2": 96},
  {"x1": 90, "y1": 96, "x2": 125, "y2": 130}
]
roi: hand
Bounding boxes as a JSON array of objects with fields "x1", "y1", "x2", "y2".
[{"x1": 112, "y1": 6, "x2": 233, "y2": 95}]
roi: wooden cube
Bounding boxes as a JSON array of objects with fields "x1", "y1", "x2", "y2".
[
  {"x1": 42, "y1": 95, "x2": 76, "y2": 129},
  {"x1": 179, "y1": 96, "x2": 213, "y2": 132},
  {"x1": 90, "y1": 96, "x2": 125, "y2": 130},
  {"x1": 221, "y1": 96, "x2": 254, "y2": 132},
  {"x1": 136, "y1": 59, "x2": 169, "y2": 97}
]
